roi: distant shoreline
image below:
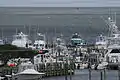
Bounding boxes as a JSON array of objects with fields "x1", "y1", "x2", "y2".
[{"x1": 0, "y1": 7, "x2": 120, "y2": 8}]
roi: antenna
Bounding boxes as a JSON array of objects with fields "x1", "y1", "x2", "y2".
[
  {"x1": 37, "y1": 24, "x2": 40, "y2": 33},
  {"x1": 16, "y1": 28, "x2": 18, "y2": 34},
  {"x1": 24, "y1": 25, "x2": 26, "y2": 34},
  {"x1": 108, "y1": 8, "x2": 111, "y2": 18},
  {"x1": 1, "y1": 28, "x2": 3, "y2": 40},
  {"x1": 115, "y1": 12, "x2": 116, "y2": 24},
  {"x1": 28, "y1": 25, "x2": 31, "y2": 36}
]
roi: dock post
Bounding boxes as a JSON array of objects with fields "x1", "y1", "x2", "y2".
[
  {"x1": 88, "y1": 68, "x2": 91, "y2": 80},
  {"x1": 103, "y1": 68, "x2": 106, "y2": 80},
  {"x1": 100, "y1": 70, "x2": 103, "y2": 80},
  {"x1": 64, "y1": 57, "x2": 68, "y2": 80},
  {"x1": 69, "y1": 59, "x2": 72, "y2": 80}
]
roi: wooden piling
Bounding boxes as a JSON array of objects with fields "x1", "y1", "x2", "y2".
[{"x1": 100, "y1": 70, "x2": 103, "y2": 80}]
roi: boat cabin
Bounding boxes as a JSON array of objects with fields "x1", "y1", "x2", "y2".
[
  {"x1": 71, "y1": 33, "x2": 86, "y2": 46},
  {"x1": 12, "y1": 32, "x2": 31, "y2": 48}
]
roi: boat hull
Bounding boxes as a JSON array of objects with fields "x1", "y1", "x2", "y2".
[{"x1": 13, "y1": 74, "x2": 43, "y2": 80}]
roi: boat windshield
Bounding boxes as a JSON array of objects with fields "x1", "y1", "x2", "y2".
[
  {"x1": 14, "y1": 35, "x2": 28, "y2": 40},
  {"x1": 110, "y1": 49, "x2": 120, "y2": 53},
  {"x1": 36, "y1": 34, "x2": 44, "y2": 41},
  {"x1": 18, "y1": 61, "x2": 34, "y2": 72},
  {"x1": 16, "y1": 36, "x2": 22, "y2": 39},
  {"x1": 96, "y1": 36, "x2": 106, "y2": 42},
  {"x1": 71, "y1": 40, "x2": 82, "y2": 44}
]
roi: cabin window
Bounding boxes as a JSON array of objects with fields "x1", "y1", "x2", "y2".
[
  {"x1": 36, "y1": 55, "x2": 40, "y2": 58},
  {"x1": 110, "y1": 49, "x2": 120, "y2": 53},
  {"x1": 111, "y1": 35, "x2": 115, "y2": 37},
  {"x1": 40, "y1": 44, "x2": 44, "y2": 46},
  {"x1": 100, "y1": 37, "x2": 103, "y2": 41},
  {"x1": 17, "y1": 36, "x2": 22, "y2": 39}
]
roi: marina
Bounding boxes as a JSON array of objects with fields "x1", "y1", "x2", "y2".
[{"x1": 0, "y1": 7, "x2": 120, "y2": 80}]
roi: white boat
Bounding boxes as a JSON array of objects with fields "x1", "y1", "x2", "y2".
[
  {"x1": 104, "y1": 43, "x2": 120, "y2": 66},
  {"x1": 11, "y1": 32, "x2": 32, "y2": 48},
  {"x1": 102, "y1": 14, "x2": 120, "y2": 69},
  {"x1": 32, "y1": 33, "x2": 46, "y2": 50},
  {"x1": 95, "y1": 34, "x2": 107, "y2": 49},
  {"x1": 12, "y1": 61, "x2": 45, "y2": 80}
]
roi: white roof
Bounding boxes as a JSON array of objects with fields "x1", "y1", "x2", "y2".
[
  {"x1": 0, "y1": 77, "x2": 5, "y2": 79},
  {"x1": 96, "y1": 41, "x2": 107, "y2": 45},
  {"x1": 17, "y1": 69, "x2": 45, "y2": 75},
  {"x1": 71, "y1": 38, "x2": 82, "y2": 40},
  {"x1": 108, "y1": 44, "x2": 120, "y2": 49}
]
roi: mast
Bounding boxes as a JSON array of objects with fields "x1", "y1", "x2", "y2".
[
  {"x1": 16, "y1": 28, "x2": 18, "y2": 35},
  {"x1": 24, "y1": 25, "x2": 26, "y2": 34},
  {"x1": 108, "y1": 8, "x2": 111, "y2": 18},
  {"x1": 45, "y1": 28, "x2": 48, "y2": 48},
  {"x1": 1, "y1": 28, "x2": 3, "y2": 40},
  {"x1": 28, "y1": 25, "x2": 31, "y2": 37},
  {"x1": 37, "y1": 24, "x2": 40, "y2": 33},
  {"x1": 115, "y1": 12, "x2": 116, "y2": 24}
]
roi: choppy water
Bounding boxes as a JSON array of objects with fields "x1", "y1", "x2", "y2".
[
  {"x1": 0, "y1": 7, "x2": 120, "y2": 43},
  {"x1": 44, "y1": 70, "x2": 119, "y2": 80}
]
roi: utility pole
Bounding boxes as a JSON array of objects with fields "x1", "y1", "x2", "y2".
[{"x1": 118, "y1": 64, "x2": 120, "y2": 80}]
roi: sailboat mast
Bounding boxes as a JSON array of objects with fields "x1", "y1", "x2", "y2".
[
  {"x1": 28, "y1": 25, "x2": 31, "y2": 37},
  {"x1": 1, "y1": 28, "x2": 3, "y2": 40},
  {"x1": 108, "y1": 8, "x2": 111, "y2": 17},
  {"x1": 37, "y1": 24, "x2": 39, "y2": 33},
  {"x1": 24, "y1": 25, "x2": 26, "y2": 34},
  {"x1": 15, "y1": 27, "x2": 18, "y2": 35},
  {"x1": 115, "y1": 12, "x2": 116, "y2": 24}
]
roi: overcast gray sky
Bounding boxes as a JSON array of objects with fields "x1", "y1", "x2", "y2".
[{"x1": 0, "y1": 0, "x2": 120, "y2": 7}]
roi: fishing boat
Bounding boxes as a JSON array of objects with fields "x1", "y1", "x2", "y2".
[
  {"x1": 104, "y1": 34, "x2": 120, "y2": 69},
  {"x1": 32, "y1": 33, "x2": 46, "y2": 50},
  {"x1": 70, "y1": 33, "x2": 86, "y2": 46},
  {"x1": 11, "y1": 32, "x2": 32, "y2": 48},
  {"x1": 102, "y1": 14, "x2": 120, "y2": 69},
  {"x1": 12, "y1": 60, "x2": 45, "y2": 80},
  {"x1": 95, "y1": 34, "x2": 107, "y2": 49}
]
